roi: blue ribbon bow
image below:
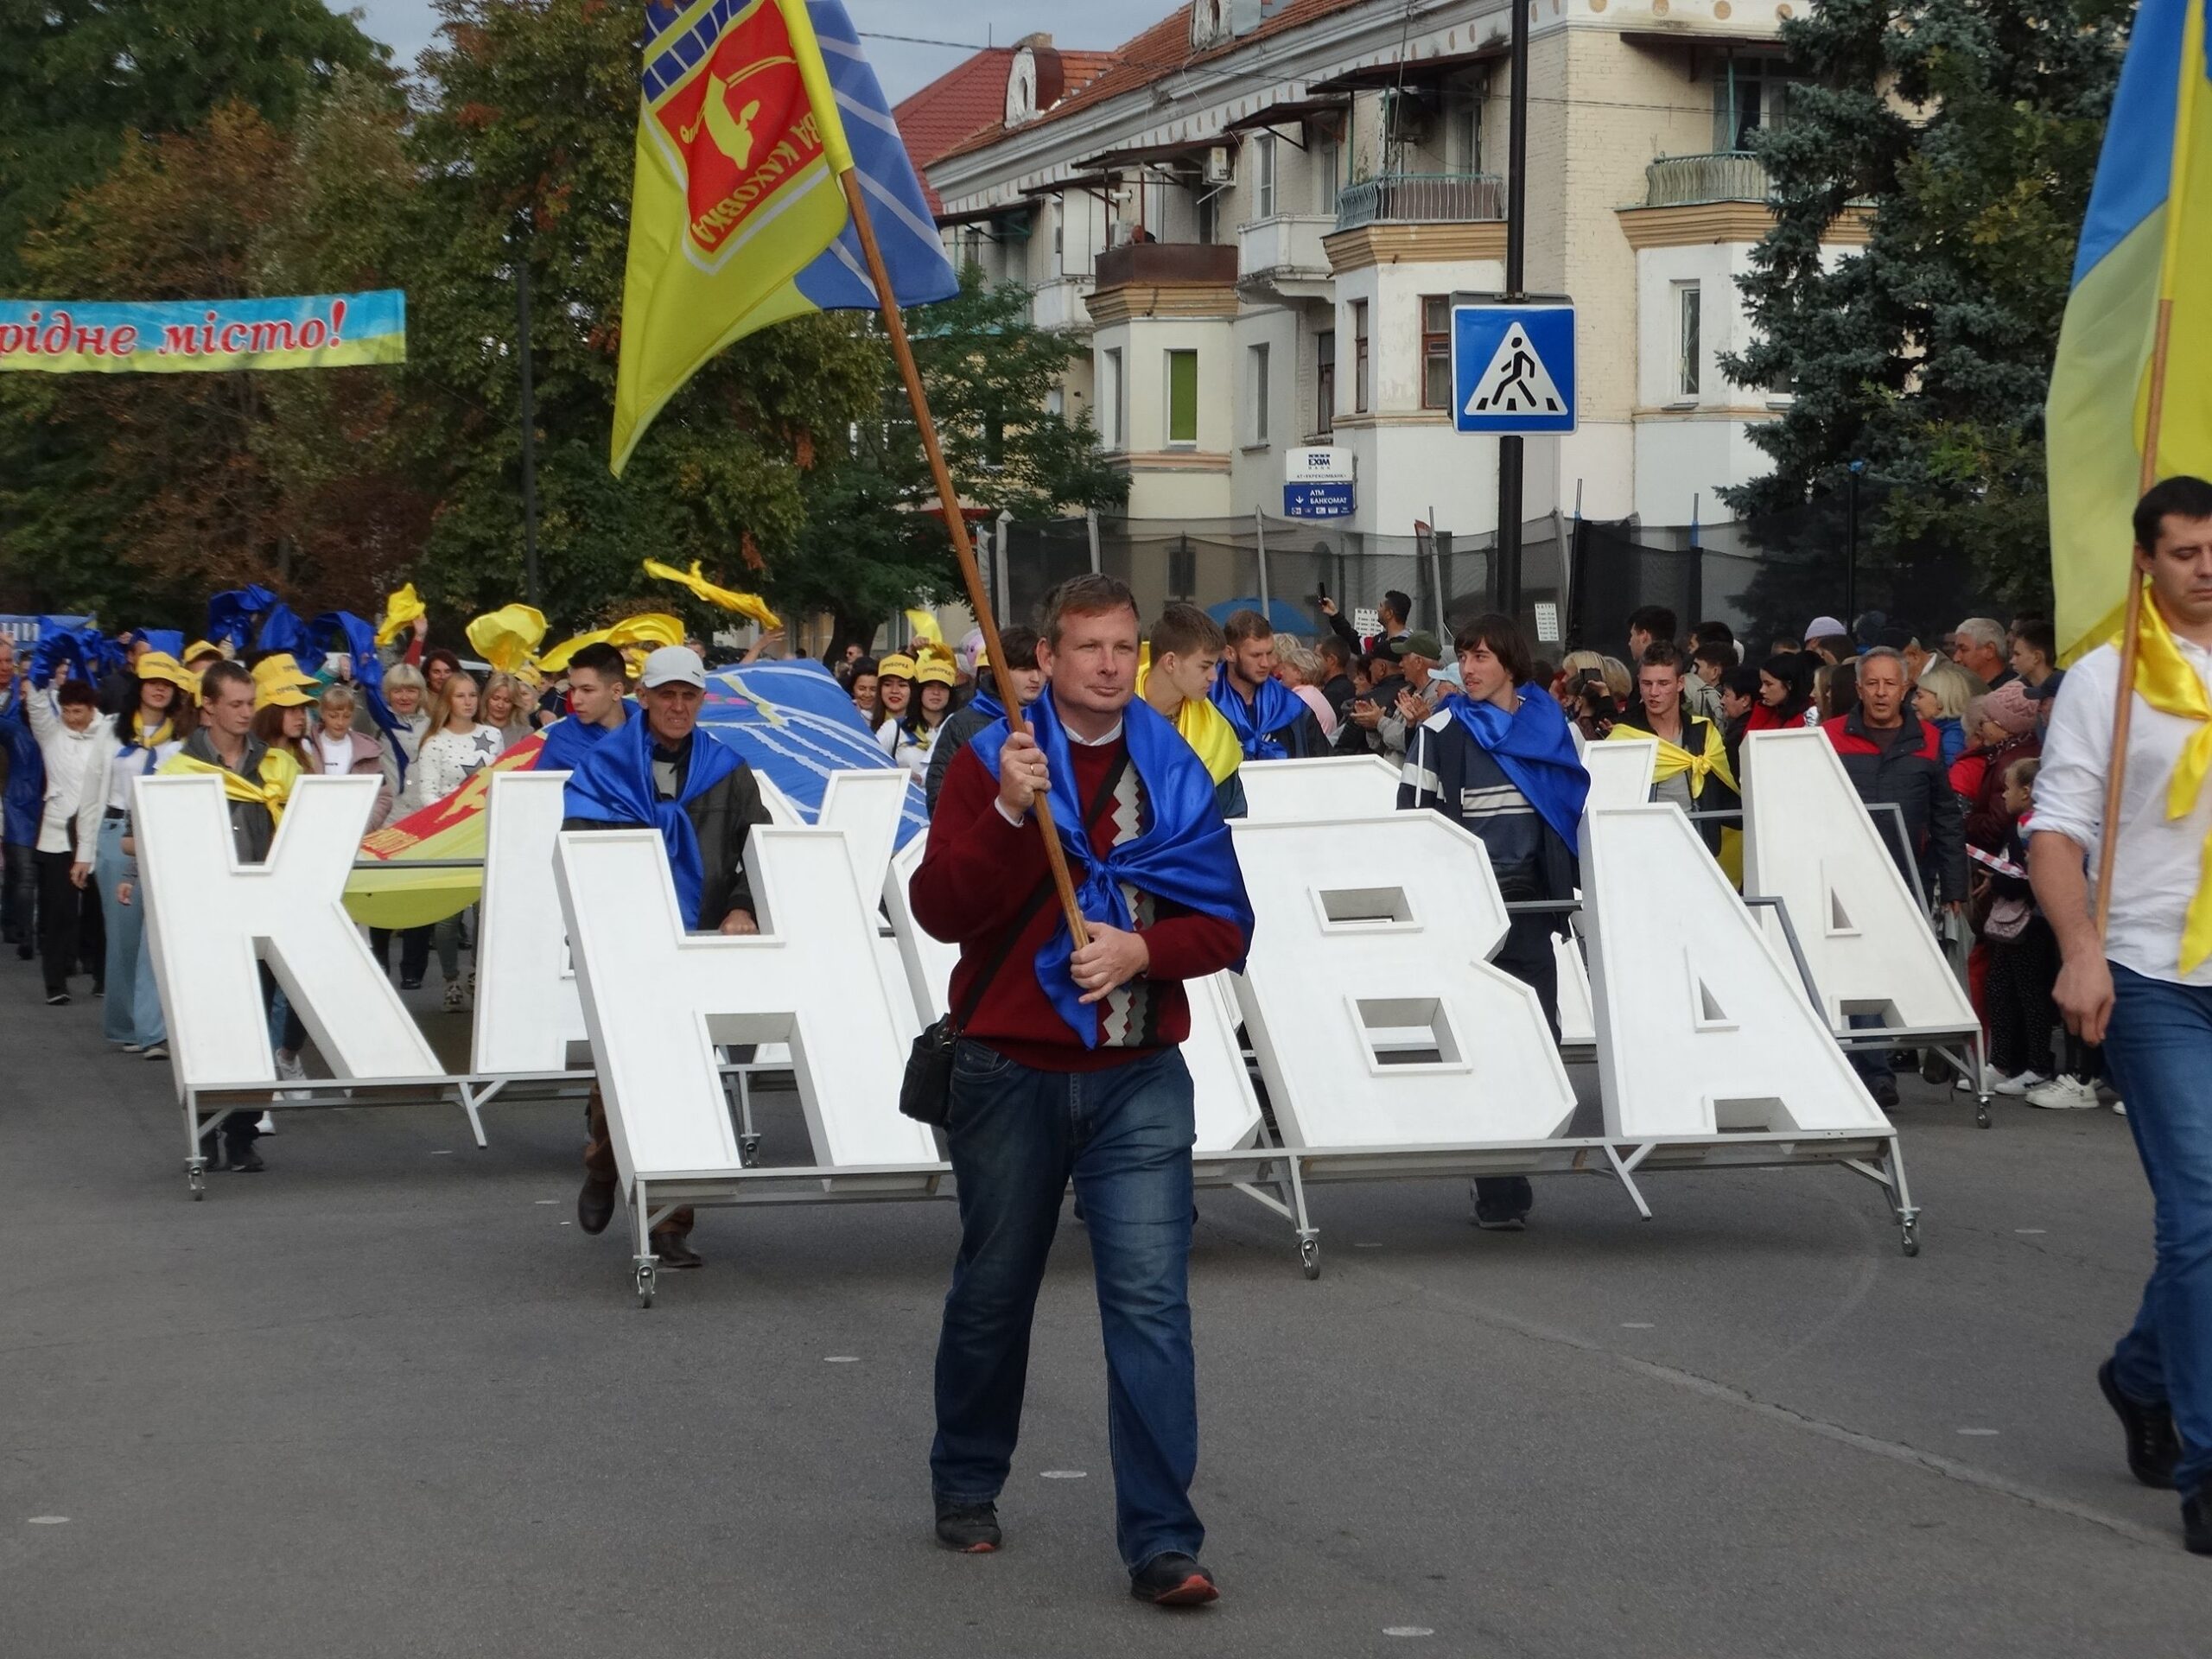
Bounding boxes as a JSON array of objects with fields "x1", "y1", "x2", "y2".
[
  {"x1": 1209, "y1": 665, "x2": 1308, "y2": 760},
  {"x1": 969, "y1": 695, "x2": 1254, "y2": 1046},
  {"x1": 562, "y1": 713, "x2": 742, "y2": 930}
]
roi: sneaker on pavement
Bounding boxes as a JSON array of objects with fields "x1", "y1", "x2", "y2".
[
  {"x1": 2025, "y1": 1074, "x2": 2101, "y2": 1110},
  {"x1": 121, "y1": 1042, "x2": 143, "y2": 1054},
  {"x1": 44, "y1": 991, "x2": 68, "y2": 1006},
  {"x1": 1992, "y1": 1070, "x2": 2047, "y2": 1097},
  {"x1": 257, "y1": 1111, "x2": 279, "y2": 1135},
  {"x1": 2113, "y1": 1099, "x2": 2128, "y2": 1116},
  {"x1": 934, "y1": 1501, "x2": 1001, "y2": 1554},
  {"x1": 1867, "y1": 1074, "x2": 1900, "y2": 1109},
  {"x1": 2186, "y1": 1482, "x2": 2212, "y2": 1555},
  {"x1": 442, "y1": 976, "x2": 466, "y2": 1012},
  {"x1": 143, "y1": 1042, "x2": 168, "y2": 1060},
  {"x1": 2098, "y1": 1359, "x2": 2180, "y2": 1489},
  {"x1": 227, "y1": 1142, "x2": 265, "y2": 1173},
  {"x1": 1129, "y1": 1553, "x2": 1219, "y2": 1606},
  {"x1": 652, "y1": 1234, "x2": 703, "y2": 1270}
]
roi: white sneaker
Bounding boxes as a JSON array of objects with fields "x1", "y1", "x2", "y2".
[
  {"x1": 1992, "y1": 1070, "x2": 2047, "y2": 1097},
  {"x1": 273, "y1": 1050, "x2": 308, "y2": 1105},
  {"x1": 257, "y1": 1111, "x2": 279, "y2": 1135},
  {"x1": 2112, "y1": 1099, "x2": 2127, "y2": 1117},
  {"x1": 2024, "y1": 1074, "x2": 2100, "y2": 1110}
]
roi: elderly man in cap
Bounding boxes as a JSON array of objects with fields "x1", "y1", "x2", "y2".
[
  {"x1": 1376, "y1": 631, "x2": 1454, "y2": 760},
  {"x1": 563, "y1": 645, "x2": 770, "y2": 1271}
]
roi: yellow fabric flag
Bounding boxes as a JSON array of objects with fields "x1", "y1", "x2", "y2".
[
  {"x1": 159, "y1": 748, "x2": 302, "y2": 822},
  {"x1": 465, "y1": 605, "x2": 549, "y2": 674},
  {"x1": 374, "y1": 583, "x2": 425, "y2": 647},
  {"x1": 643, "y1": 558, "x2": 781, "y2": 628}
]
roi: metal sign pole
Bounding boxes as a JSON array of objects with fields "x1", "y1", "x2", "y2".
[{"x1": 1496, "y1": 0, "x2": 1531, "y2": 620}]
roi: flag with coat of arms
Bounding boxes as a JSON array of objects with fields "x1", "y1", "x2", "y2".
[{"x1": 612, "y1": 0, "x2": 959, "y2": 473}]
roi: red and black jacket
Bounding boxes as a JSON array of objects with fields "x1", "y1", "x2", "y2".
[{"x1": 1821, "y1": 709, "x2": 1967, "y2": 903}]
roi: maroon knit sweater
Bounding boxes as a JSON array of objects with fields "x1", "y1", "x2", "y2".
[{"x1": 912, "y1": 734, "x2": 1245, "y2": 1073}]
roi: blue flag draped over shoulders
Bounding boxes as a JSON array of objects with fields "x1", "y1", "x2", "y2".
[
  {"x1": 1446, "y1": 688, "x2": 1590, "y2": 849},
  {"x1": 969, "y1": 695, "x2": 1255, "y2": 1046},
  {"x1": 1209, "y1": 665, "x2": 1307, "y2": 760},
  {"x1": 563, "y1": 713, "x2": 742, "y2": 930},
  {"x1": 537, "y1": 705, "x2": 636, "y2": 774}
]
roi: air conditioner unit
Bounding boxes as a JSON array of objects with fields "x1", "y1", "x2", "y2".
[{"x1": 1203, "y1": 146, "x2": 1234, "y2": 185}]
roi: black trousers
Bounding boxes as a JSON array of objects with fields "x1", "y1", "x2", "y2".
[
  {"x1": 1480, "y1": 914, "x2": 1564, "y2": 1218},
  {"x1": 1986, "y1": 920, "x2": 2061, "y2": 1079},
  {"x1": 35, "y1": 844, "x2": 102, "y2": 996},
  {"x1": 3, "y1": 838, "x2": 35, "y2": 944},
  {"x1": 369, "y1": 925, "x2": 433, "y2": 984}
]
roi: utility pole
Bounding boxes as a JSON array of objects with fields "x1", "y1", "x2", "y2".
[
  {"x1": 517, "y1": 244, "x2": 541, "y2": 609},
  {"x1": 1495, "y1": 0, "x2": 1530, "y2": 620}
]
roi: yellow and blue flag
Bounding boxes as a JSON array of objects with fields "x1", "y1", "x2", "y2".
[
  {"x1": 2048, "y1": 0, "x2": 2212, "y2": 664},
  {"x1": 612, "y1": 0, "x2": 958, "y2": 474}
]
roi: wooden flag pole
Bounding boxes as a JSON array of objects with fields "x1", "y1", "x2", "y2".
[
  {"x1": 838, "y1": 168, "x2": 1090, "y2": 945},
  {"x1": 2091, "y1": 296, "x2": 2175, "y2": 943}
]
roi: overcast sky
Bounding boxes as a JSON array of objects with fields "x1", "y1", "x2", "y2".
[{"x1": 350, "y1": 1, "x2": 1171, "y2": 102}]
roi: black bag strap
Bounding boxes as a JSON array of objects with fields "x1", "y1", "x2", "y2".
[{"x1": 950, "y1": 748, "x2": 1132, "y2": 1032}]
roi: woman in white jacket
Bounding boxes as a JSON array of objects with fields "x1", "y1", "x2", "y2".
[
  {"x1": 25, "y1": 671, "x2": 111, "y2": 1005},
  {"x1": 85, "y1": 652, "x2": 194, "y2": 1049},
  {"x1": 408, "y1": 671, "x2": 503, "y2": 1010}
]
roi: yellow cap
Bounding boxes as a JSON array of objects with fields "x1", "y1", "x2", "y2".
[
  {"x1": 877, "y1": 653, "x2": 917, "y2": 680},
  {"x1": 252, "y1": 653, "x2": 318, "y2": 710},
  {"x1": 133, "y1": 652, "x2": 201, "y2": 702},
  {"x1": 914, "y1": 658, "x2": 957, "y2": 688},
  {"x1": 181, "y1": 639, "x2": 225, "y2": 666}
]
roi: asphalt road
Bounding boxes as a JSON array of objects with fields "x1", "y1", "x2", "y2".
[{"x1": 1, "y1": 962, "x2": 2205, "y2": 1657}]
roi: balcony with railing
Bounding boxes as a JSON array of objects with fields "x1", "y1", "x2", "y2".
[
  {"x1": 1643, "y1": 150, "x2": 1772, "y2": 207},
  {"x1": 1237, "y1": 213, "x2": 1337, "y2": 297},
  {"x1": 1335, "y1": 171, "x2": 1506, "y2": 232},
  {"x1": 1091, "y1": 239, "x2": 1242, "y2": 291}
]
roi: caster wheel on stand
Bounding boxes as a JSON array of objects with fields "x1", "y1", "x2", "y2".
[
  {"x1": 1974, "y1": 1099, "x2": 1992, "y2": 1129},
  {"x1": 740, "y1": 1134, "x2": 761, "y2": 1168},
  {"x1": 635, "y1": 1262, "x2": 658, "y2": 1309},
  {"x1": 188, "y1": 1161, "x2": 206, "y2": 1200},
  {"x1": 1899, "y1": 1218, "x2": 1921, "y2": 1257},
  {"x1": 1299, "y1": 1236, "x2": 1320, "y2": 1281}
]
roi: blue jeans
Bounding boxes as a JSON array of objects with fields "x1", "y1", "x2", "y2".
[
  {"x1": 94, "y1": 819, "x2": 163, "y2": 1046},
  {"x1": 1847, "y1": 1011, "x2": 1893, "y2": 1085},
  {"x1": 931, "y1": 1042, "x2": 1202, "y2": 1573},
  {"x1": 2103, "y1": 963, "x2": 2212, "y2": 1496}
]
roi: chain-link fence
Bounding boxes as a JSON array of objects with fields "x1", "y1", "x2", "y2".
[{"x1": 995, "y1": 479, "x2": 1995, "y2": 659}]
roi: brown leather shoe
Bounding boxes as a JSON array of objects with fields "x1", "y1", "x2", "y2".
[
  {"x1": 576, "y1": 1177, "x2": 616, "y2": 1236},
  {"x1": 652, "y1": 1233, "x2": 703, "y2": 1270}
]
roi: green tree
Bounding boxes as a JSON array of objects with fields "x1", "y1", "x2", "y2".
[
  {"x1": 0, "y1": 0, "x2": 389, "y2": 289},
  {"x1": 789, "y1": 270, "x2": 1128, "y2": 645},
  {"x1": 1720, "y1": 0, "x2": 2131, "y2": 613},
  {"x1": 397, "y1": 0, "x2": 882, "y2": 636}
]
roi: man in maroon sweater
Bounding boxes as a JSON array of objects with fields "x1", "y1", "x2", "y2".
[{"x1": 912, "y1": 574, "x2": 1250, "y2": 1607}]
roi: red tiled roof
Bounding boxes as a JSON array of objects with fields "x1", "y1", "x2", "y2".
[
  {"x1": 893, "y1": 47, "x2": 1122, "y2": 213},
  {"x1": 931, "y1": 1, "x2": 1374, "y2": 168}
]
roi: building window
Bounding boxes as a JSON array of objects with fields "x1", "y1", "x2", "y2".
[
  {"x1": 1166, "y1": 349, "x2": 1198, "y2": 447},
  {"x1": 1316, "y1": 330, "x2": 1335, "y2": 435},
  {"x1": 1312, "y1": 132, "x2": 1339, "y2": 213},
  {"x1": 1254, "y1": 132, "x2": 1277, "y2": 219},
  {"x1": 1443, "y1": 91, "x2": 1481, "y2": 174},
  {"x1": 1249, "y1": 343, "x2": 1271, "y2": 444},
  {"x1": 1103, "y1": 346, "x2": 1124, "y2": 448},
  {"x1": 1421, "y1": 296, "x2": 1452, "y2": 410},
  {"x1": 1351, "y1": 301, "x2": 1370, "y2": 414},
  {"x1": 1052, "y1": 201, "x2": 1064, "y2": 275},
  {"x1": 1675, "y1": 283, "x2": 1701, "y2": 399},
  {"x1": 1713, "y1": 58, "x2": 1799, "y2": 152},
  {"x1": 1197, "y1": 191, "x2": 1219, "y2": 246}
]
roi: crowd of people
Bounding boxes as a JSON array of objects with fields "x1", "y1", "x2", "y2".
[{"x1": 8, "y1": 477, "x2": 2212, "y2": 1573}]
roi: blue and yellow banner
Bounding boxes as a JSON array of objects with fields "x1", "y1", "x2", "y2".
[
  {"x1": 612, "y1": 0, "x2": 957, "y2": 473},
  {"x1": 0, "y1": 290, "x2": 406, "y2": 376},
  {"x1": 2047, "y1": 0, "x2": 2212, "y2": 663}
]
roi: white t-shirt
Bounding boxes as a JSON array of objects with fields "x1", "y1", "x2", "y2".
[
  {"x1": 2032, "y1": 632, "x2": 2212, "y2": 986},
  {"x1": 315, "y1": 731, "x2": 354, "y2": 776}
]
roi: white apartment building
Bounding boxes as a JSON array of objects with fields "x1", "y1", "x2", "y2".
[{"x1": 923, "y1": 0, "x2": 1866, "y2": 541}]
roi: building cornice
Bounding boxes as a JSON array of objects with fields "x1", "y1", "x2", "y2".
[
  {"x1": 1615, "y1": 200, "x2": 1873, "y2": 249},
  {"x1": 1325, "y1": 221, "x2": 1508, "y2": 272},
  {"x1": 1109, "y1": 450, "x2": 1234, "y2": 474},
  {"x1": 1085, "y1": 283, "x2": 1242, "y2": 325}
]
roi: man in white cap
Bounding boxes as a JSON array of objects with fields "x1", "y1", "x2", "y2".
[
  {"x1": 1802, "y1": 615, "x2": 1853, "y2": 663},
  {"x1": 562, "y1": 645, "x2": 769, "y2": 1270}
]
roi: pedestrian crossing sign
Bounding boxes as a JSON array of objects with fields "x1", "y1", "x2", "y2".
[{"x1": 1452, "y1": 303, "x2": 1575, "y2": 435}]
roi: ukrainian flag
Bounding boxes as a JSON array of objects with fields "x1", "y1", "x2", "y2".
[
  {"x1": 612, "y1": 0, "x2": 959, "y2": 474},
  {"x1": 2048, "y1": 0, "x2": 2212, "y2": 664}
]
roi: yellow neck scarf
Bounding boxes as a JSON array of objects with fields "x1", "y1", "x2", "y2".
[
  {"x1": 1611, "y1": 715, "x2": 1737, "y2": 799},
  {"x1": 1136, "y1": 667, "x2": 1243, "y2": 785},
  {"x1": 129, "y1": 712, "x2": 174, "y2": 750},
  {"x1": 159, "y1": 747, "x2": 301, "y2": 823},
  {"x1": 2118, "y1": 598, "x2": 2212, "y2": 972}
]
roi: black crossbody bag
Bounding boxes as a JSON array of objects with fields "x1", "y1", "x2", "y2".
[{"x1": 898, "y1": 753, "x2": 1129, "y2": 1127}]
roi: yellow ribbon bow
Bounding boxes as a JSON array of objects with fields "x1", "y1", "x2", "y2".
[
  {"x1": 642, "y1": 559, "x2": 781, "y2": 630},
  {"x1": 2118, "y1": 598, "x2": 2212, "y2": 973},
  {"x1": 1619, "y1": 718, "x2": 1738, "y2": 801},
  {"x1": 465, "y1": 604, "x2": 549, "y2": 675},
  {"x1": 160, "y1": 748, "x2": 302, "y2": 823},
  {"x1": 374, "y1": 583, "x2": 426, "y2": 647}
]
